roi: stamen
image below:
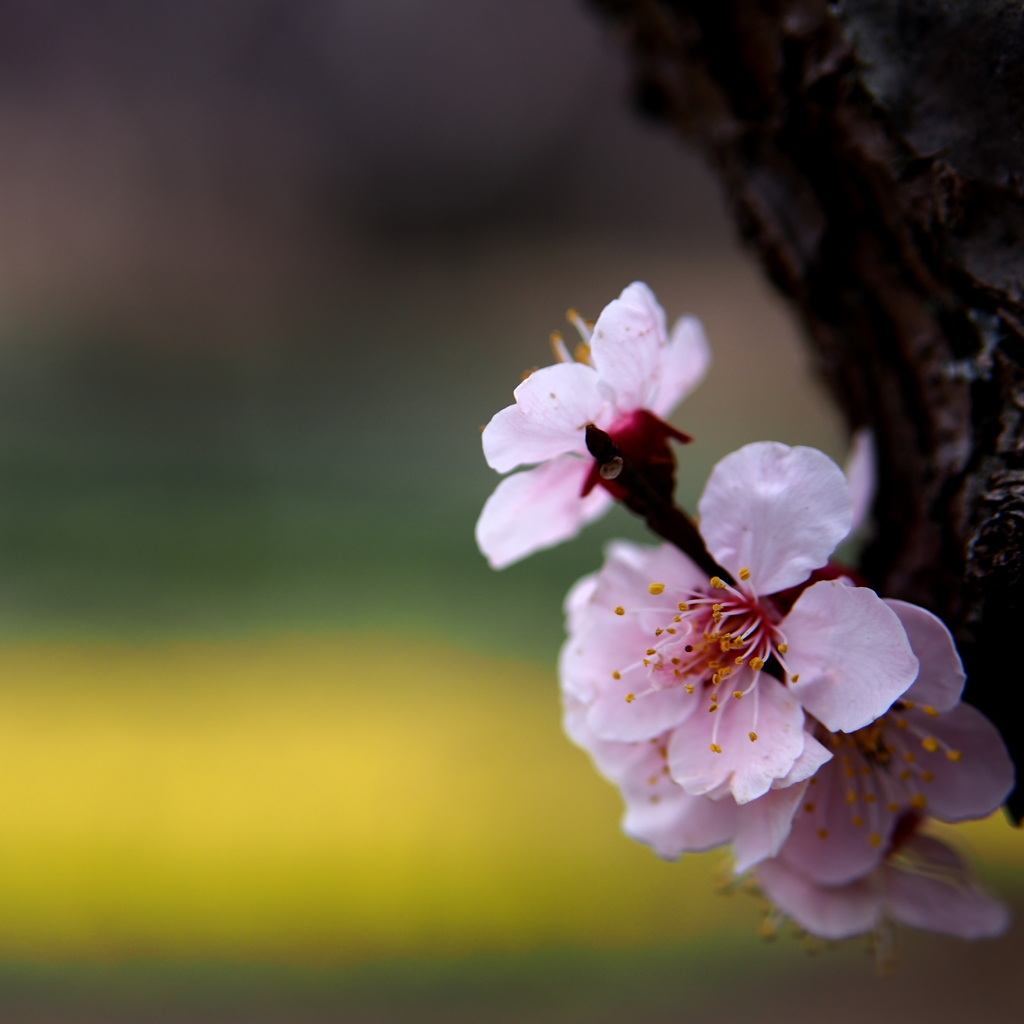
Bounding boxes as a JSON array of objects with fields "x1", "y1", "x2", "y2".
[
  {"x1": 615, "y1": 606, "x2": 625, "y2": 616},
  {"x1": 739, "y1": 567, "x2": 751, "y2": 581},
  {"x1": 749, "y1": 732, "x2": 758, "y2": 742},
  {"x1": 710, "y1": 577, "x2": 727, "y2": 589},
  {"x1": 550, "y1": 331, "x2": 571, "y2": 362},
  {"x1": 648, "y1": 583, "x2": 665, "y2": 595}
]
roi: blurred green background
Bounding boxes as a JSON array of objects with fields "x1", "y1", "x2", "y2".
[{"x1": 0, "y1": 1, "x2": 1019, "y2": 1020}]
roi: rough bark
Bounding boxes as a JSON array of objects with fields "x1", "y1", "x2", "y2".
[{"x1": 591, "y1": 0, "x2": 1024, "y2": 818}]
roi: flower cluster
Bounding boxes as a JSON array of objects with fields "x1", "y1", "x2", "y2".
[{"x1": 478, "y1": 283, "x2": 1015, "y2": 950}]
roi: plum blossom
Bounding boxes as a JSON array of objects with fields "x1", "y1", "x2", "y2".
[
  {"x1": 476, "y1": 282, "x2": 710, "y2": 568},
  {"x1": 769, "y1": 599, "x2": 1014, "y2": 886},
  {"x1": 561, "y1": 443, "x2": 919, "y2": 816},
  {"x1": 757, "y1": 831, "x2": 1009, "y2": 942}
]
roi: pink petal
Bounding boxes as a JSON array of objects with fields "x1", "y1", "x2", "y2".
[
  {"x1": 845, "y1": 427, "x2": 876, "y2": 536},
  {"x1": 732, "y1": 781, "x2": 808, "y2": 873},
  {"x1": 784, "y1": 581, "x2": 919, "y2": 732},
  {"x1": 885, "y1": 599, "x2": 965, "y2": 711},
  {"x1": 757, "y1": 858, "x2": 883, "y2": 940},
  {"x1": 667, "y1": 673, "x2": 806, "y2": 804},
  {"x1": 773, "y1": 731, "x2": 833, "y2": 787},
  {"x1": 586, "y1": 671, "x2": 698, "y2": 743},
  {"x1": 563, "y1": 572, "x2": 599, "y2": 637},
  {"x1": 779, "y1": 757, "x2": 893, "y2": 885},
  {"x1": 622, "y1": 776, "x2": 737, "y2": 860},
  {"x1": 482, "y1": 362, "x2": 607, "y2": 473},
  {"x1": 649, "y1": 315, "x2": 711, "y2": 418},
  {"x1": 564, "y1": 705, "x2": 736, "y2": 860},
  {"x1": 697, "y1": 443, "x2": 853, "y2": 595},
  {"x1": 589, "y1": 282, "x2": 669, "y2": 412},
  {"x1": 885, "y1": 835, "x2": 1010, "y2": 939},
  {"x1": 910, "y1": 703, "x2": 1015, "y2": 822},
  {"x1": 475, "y1": 455, "x2": 613, "y2": 569}
]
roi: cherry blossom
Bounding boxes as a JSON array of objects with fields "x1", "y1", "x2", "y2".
[
  {"x1": 560, "y1": 443, "x2": 919, "y2": 813},
  {"x1": 476, "y1": 282, "x2": 709, "y2": 568},
  {"x1": 757, "y1": 831, "x2": 1009, "y2": 941},
  {"x1": 770, "y1": 600, "x2": 1014, "y2": 886}
]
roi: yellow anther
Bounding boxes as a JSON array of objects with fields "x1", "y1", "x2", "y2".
[
  {"x1": 924, "y1": 705, "x2": 939, "y2": 717},
  {"x1": 625, "y1": 693, "x2": 636, "y2": 703},
  {"x1": 817, "y1": 828, "x2": 829, "y2": 840},
  {"x1": 678, "y1": 602, "x2": 689, "y2": 612},
  {"x1": 673, "y1": 615, "x2": 682, "y2": 623},
  {"x1": 708, "y1": 704, "x2": 718, "y2": 713},
  {"x1": 615, "y1": 606, "x2": 625, "y2": 616},
  {"x1": 921, "y1": 736, "x2": 939, "y2": 753},
  {"x1": 852, "y1": 816, "x2": 864, "y2": 828},
  {"x1": 778, "y1": 643, "x2": 788, "y2": 654},
  {"x1": 648, "y1": 775, "x2": 659, "y2": 786},
  {"x1": 846, "y1": 790, "x2": 857, "y2": 805},
  {"x1": 904, "y1": 751, "x2": 916, "y2": 763},
  {"x1": 643, "y1": 660, "x2": 651, "y2": 668},
  {"x1": 710, "y1": 743, "x2": 722, "y2": 754},
  {"x1": 684, "y1": 684, "x2": 694, "y2": 694},
  {"x1": 870, "y1": 832, "x2": 882, "y2": 848},
  {"x1": 574, "y1": 342, "x2": 591, "y2": 364},
  {"x1": 887, "y1": 802, "x2": 899, "y2": 813},
  {"x1": 946, "y1": 749, "x2": 963, "y2": 762},
  {"x1": 646, "y1": 648, "x2": 657, "y2": 656},
  {"x1": 710, "y1": 577, "x2": 727, "y2": 589},
  {"x1": 671, "y1": 657, "x2": 681, "y2": 665},
  {"x1": 749, "y1": 731, "x2": 758, "y2": 742},
  {"x1": 733, "y1": 691, "x2": 744, "y2": 699},
  {"x1": 922, "y1": 771, "x2": 934, "y2": 782},
  {"x1": 896, "y1": 718, "x2": 908, "y2": 729},
  {"x1": 739, "y1": 567, "x2": 751, "y2": 581},
  {"x1": 648, "y1": 582, "x2": 666, "y2": 595},
  {"x1": 667, "y1": 627, "x2": 677, "y2": 635},
  {"x1": 845, "y1": 768, "x2": 857, "y2": 778},
  {"x1": 902, "y1": 700, "x2": 915, "y2": 710},
  {"x1": 750, "y1": 657, "x2": 765, "y2": 671},
  {"x1": 612, "y1": 670, "x2": 621, "y2": 680},
  {"x1": 735, "y1": 656, "x2": 745, "y2": 665},
  {"x1": 712, "y1": 603, "x2": 724, "y2": 612},
  {"x1": 864, "y1": 792, "x2": 876, "y2": 803},
  {"x1": 911, "y1": 793, "x2": 927, "y2": 810},
  {"x1": 655, "y1": 628, "x2": 663, "y2": 636},
  {"x1": 804, "y1": 802, "x2": 815, "y2": 813},
  {"x1": 790, "y1": 673, "x2": 800, "y2": 683},
  {"x1": 900, "y1": 769, "x2": 912, "y2": 781}
]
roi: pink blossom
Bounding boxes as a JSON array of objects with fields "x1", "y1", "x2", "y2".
[
  {"x1": 560, "y1": 443, "x2": 919, "y2": 814},
  {"x1": 476, "y1": 282, "x2": 709, "y2": 568},
  {"x1": 757, "y1": 832, "x2": 1009, "y2": 941},
  {"x1": 773, "y1": 600, "x2": 1014, "y2": 886}
]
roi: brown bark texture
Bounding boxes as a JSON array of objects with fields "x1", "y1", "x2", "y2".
[{"x1": 591, "y1": 0, "x2": 1024, "y2": 818}]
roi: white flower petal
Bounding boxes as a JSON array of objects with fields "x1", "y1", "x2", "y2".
[
  {"x1": 650, "y1": 315, "x2": 711, "y2": 418},
  {"x1": 757, "y1": 858, "x2": 884, "y2": 940},
  {"x1": 475, "y1": 456, "x2": 612, "y2": 569},
  {"x1": 732, "y1": 781, "x2": 808, "y2": 874},
  {"x1": 482, "y1": 362, "x2": 606, "y2": 473},
  {"x1": 845, "y1": 427, "x2": 876, "y2": 536},
  {"x1": 698, "y1": 443, "x2": 853, "y2": 595},
  {"x1": 785, "y1": 581, "x2": 919, "y2": 733},
  {"x1": 885, "y1": 836, "x2": 1010, "y2": 939},
  {"x1": 589, "y1": 282, "x2": 669, "y2": 411},
  {"x1": 667, "y1": 673, "x2": 806, "y2": 804},
  {"x1": 885, "y1": 599, "x2": 965, "y2": 711}
]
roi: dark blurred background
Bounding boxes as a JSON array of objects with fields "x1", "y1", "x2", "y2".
[{"x1": 0, "y1": 1, "x2": 1018, "y2": 1021}]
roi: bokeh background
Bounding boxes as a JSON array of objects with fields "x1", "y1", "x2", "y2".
[{"x1": 0, "y1": 1, "x2": 1019, "y2": 1020}]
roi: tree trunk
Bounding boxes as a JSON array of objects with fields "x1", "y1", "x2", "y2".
[{"x1": 591, "y1": 0, "x2": 1024, "y2": 818}]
